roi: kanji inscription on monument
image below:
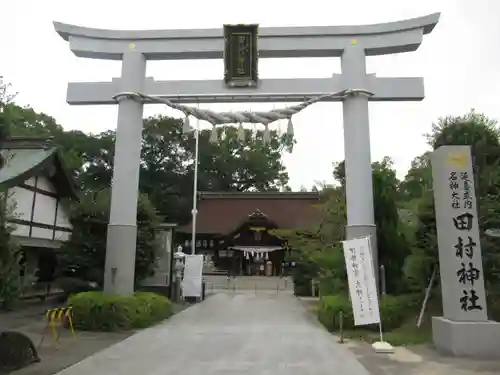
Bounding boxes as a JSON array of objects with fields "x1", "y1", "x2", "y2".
[{"x1": 431, "y1": 145, "x2": 488, "y2": 322}]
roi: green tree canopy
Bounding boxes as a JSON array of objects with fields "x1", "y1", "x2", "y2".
[
  {"x1": 0, "y1": 77, "x2": 16, "y2": 165},
  {"x1": 398, "y1": 152, "x2": 432, "y2": 203},
  {"x1": 333, "y1": 157, "x2": 410, "y2": 293},
  {"x1": 272, "y1": 185, "x2": 348, "y2": 296},
  {"x1": 405, "y1": 111, "x2": 500, "y2": 300},
  {"x1": 6, "y1": 108, "x2": 293, "y2": 224},
  {"x1": 56, "y1": 189, "x2": 160, "y2": 285},
  {"x1": 3, "y1": 101, "x2": 295, "y2": 287}
]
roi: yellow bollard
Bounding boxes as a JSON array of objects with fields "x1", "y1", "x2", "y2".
[{"x1": 42, "y1": 307, "x2": 76, "y2": 348}]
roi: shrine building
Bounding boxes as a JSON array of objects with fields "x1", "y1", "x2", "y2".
[
  {"x1": 176, "y1": 191, "x2": 322, "y2": 276},
  {"x1": 0, "y1": 137, "x2": 78, "y2": 294}
]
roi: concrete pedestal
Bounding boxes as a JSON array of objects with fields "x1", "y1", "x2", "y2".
[
  {"x1": 432, "y1": 316, "x2": 500, "y2": 359},
  {"x1": 372, "y1": 341, "x2": 394, "y2": 354}
]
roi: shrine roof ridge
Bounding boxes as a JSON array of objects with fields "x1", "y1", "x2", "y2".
[
  {"x1": 0, "y1": 138, "x2": 78, "y2": 200},
  {"x1": 198, "y1": 191, "x2": 320, "y2": 200},
  {"x1": 53, "y1": 13, "x2": 439, "y2": 41},
  {"x1": 2, "y1": 136, "x2": 55, "y2": 150}
]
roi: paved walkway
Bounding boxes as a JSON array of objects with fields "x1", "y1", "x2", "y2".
[{"x1": 55, "y1": 292, "x2": 371, "y2": 375}]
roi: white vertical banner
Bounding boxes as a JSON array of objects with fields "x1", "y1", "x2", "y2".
[
  {"x1": 342, "y1": 236, "x2": 381, "y2": 326},
  {"x1": 182, "y1": 254, "x2": 204, "y2": 298}
]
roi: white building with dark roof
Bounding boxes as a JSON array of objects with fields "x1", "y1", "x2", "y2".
[{"x1": 0, "y1": 137, "x2": 78, "y2": 288}]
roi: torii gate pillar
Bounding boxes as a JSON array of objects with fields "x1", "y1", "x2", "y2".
[
  {"x1": 54, "y1": 13, "x2": 440, "y2": 296},
  {"x1": 103, "y1": 51, "x2": 146, "y2": 295},
  {"x1": 341, "y1": 42, "x2": 377, "y2": 255}
]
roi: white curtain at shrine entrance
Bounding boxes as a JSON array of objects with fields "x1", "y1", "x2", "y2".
[
  {"x1": 230, "y1": 246, "x2": 282, "y2": 252},
  {"x1": 230, "y1": 246, "x2": 283, "y2": 260}
]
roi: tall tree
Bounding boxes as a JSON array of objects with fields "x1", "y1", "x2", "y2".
[
  {"x1": 0, "y1": 78, "x2": 30, "y2": 309},
  {"x1": 57, "y1": 189, "x2": 160, "y2": 285},
  {"x1": 141, "y1": 116, "x2": 293, "y2": 222},
  {"x1": 7, "y1": 109, "x2": 293, "y2": 224},
  {"x1": 406, "y1": 111, "x2": 500, "y2": 299},
  {"x1": 272, "y1": 185, "x2": 348, "y2": 296},
  {"x1": 0, "y1": 77, "x2": 16, "y2": 161},
  {"x1": 333, "y1": 157, "x2": 410, "y2": 293},
  {"x1": 372, "y1": 158, "x2": 410, "y2": 293},
  {"x1": 428, "y1": 110, "x2": 500, "y2": 181},
  {"x1": 399, "y1": 152, "x2": 432, "y2": 203},
  {"x1": 181, "y1": 125, "x2": 292, "y2": 192}
]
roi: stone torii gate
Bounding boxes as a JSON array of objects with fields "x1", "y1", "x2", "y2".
[{"x1": 54, "y1": 13, "x2": 440, "y2": 296}]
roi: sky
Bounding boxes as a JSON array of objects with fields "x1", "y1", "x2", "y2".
[{"x1": 1, "y1": 0, "x2": 500, "y2": 190}]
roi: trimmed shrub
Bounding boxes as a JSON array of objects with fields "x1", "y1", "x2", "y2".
[
  {"x1": 489, "y1": 294, "x2": 500, "y2": 322},
  {"x1": 292, "y1": 260, "x2": 317, "y2": 296},
  {"x1": 317, "y1": 294, "x2": 420, "y2": 332},
  {"x1": 68, "y1": 291, "x2": 172, "y2": 331},
  {"x1": 57, "y1": 277, "x2": 99, "y2": 295},
  {"x1": 318, "y1": 295, "x2": 353, "y2": 332}
]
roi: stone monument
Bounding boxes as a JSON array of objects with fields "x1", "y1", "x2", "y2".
[
  {"x1": 141, "y1": 223, "x2": 177, "y2": 294},
  {"x1": 431, "y1": 145, "x2": 500, "y2": 359}
]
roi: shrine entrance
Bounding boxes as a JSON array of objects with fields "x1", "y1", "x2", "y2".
[
  {"x1": 226, "y1": 209, "x2": 287, "y2": 277},
  {"x1": 55, "y1": 14, "x2": 439, "y2": 295},
  {"x1": 176, "y1": 191, "x2": 321, "y2": 277}
]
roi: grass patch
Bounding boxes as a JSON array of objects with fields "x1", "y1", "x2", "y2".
[
  {"x1": 311, "y1": 294, "x2": 441, "y2": 347},
  {"x1": 341, "y1": 322, "x2": 432, "y2": 346},
  {"x1": 341, "y1": 309, "x2": 436, "y2": 346}
]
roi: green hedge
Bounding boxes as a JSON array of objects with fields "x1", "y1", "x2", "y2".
[
  {"x1": 68, "y1": 291, "x2": 172, "y2": 331},
  {"x1": 318, "y1": 294, "x2": 420, "y2": 332},
  {"x1": 488, "y1": 294, "x2": 500, "y2": 321}
]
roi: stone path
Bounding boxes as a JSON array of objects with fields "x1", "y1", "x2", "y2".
[{"x1": 54, "y1": 292, "x2": 371, "y2": 375}]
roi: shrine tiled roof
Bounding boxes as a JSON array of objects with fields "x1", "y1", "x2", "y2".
[{"x1": 178, "y1": 191, "x2": 322, "y2": 234}]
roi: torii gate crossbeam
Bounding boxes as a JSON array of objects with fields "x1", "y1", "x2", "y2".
[
  {"x1": 54, "y1": 13, "x2": 440, "y2": 296},
  {"x1": 66, "y1": 75, "x2": 425, "y2": 104}
]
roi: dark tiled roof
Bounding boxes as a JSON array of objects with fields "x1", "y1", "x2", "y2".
[
  {"x1": 0, "y1": 137, "x2": 78, "y2": 199},
  {"x1": 178, "y1": 191, "x2": 322, "y2": 234}
]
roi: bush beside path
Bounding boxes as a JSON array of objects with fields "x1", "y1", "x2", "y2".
[{"x1": 1, "y1": 292, "x2": 191, "y2": 375}]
